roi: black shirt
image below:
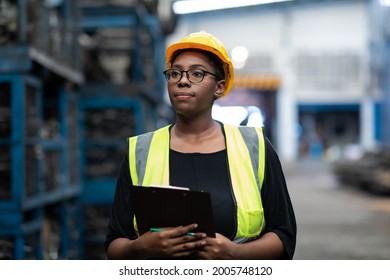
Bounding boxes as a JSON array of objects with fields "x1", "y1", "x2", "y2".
[
  {"x1": 105, "y1": 131, "x2": 296, "y2": 259},
  {"x1": 170, "y1": 149, "x2": 236, "y2": 240}
]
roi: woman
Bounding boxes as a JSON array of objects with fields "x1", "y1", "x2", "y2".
[{"x1": 105, "y1": 30, "x2": 296, "y2": 259}]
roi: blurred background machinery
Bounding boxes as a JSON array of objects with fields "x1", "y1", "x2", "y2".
[
  {"x1": 0, "y1": 0, "x2": 176, "y2": 259},
  {"x1": 333, "y1": 148, "x2": 390, "y2": 195}
]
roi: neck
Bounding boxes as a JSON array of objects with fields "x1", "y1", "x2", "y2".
[
  {"x1": 174, "y1": 115, "x2": 217, "y2": 136},
  {"x1": 170, "y1": 117, "x2": 225, "y2": 153}
]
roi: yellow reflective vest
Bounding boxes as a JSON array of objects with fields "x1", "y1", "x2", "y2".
[{"x1": 128, "y1": 123, "x2": 266, "y2": 242}]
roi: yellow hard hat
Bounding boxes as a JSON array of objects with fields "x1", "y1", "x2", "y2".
[{"x1": 166, "y1": 30, "x2": 234, "y2": 97}]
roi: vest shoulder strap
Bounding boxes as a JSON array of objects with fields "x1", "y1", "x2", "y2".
[
  {"x1": 128, "y1": 125, "x2": 171, "y2": 186},
  {"x1": 224, "y1": 123, "x2": 266, "y2": 190}
]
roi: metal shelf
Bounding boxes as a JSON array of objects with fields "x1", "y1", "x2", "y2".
[{"x1": 0, "y1": 74, "x2": 82, "y2": 259}]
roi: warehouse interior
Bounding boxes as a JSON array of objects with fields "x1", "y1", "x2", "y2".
[{"x1": 0, "y1": 0, "x2": 389, "y2": 259}]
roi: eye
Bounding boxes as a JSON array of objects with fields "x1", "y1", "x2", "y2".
[
  {"x1": 170, "y1": 70, "x2": 180, "y2": 78},
  {"x1": 191, "y1": 70, "x2": 204, "y2": 78}
]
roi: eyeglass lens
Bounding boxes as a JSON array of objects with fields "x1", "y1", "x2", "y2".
[{"x1": 165, "y1": 69, "x2": 207, "y2": 83}]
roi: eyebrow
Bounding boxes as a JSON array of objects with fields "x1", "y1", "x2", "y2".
[{"x1": 171, "y1": 64, "x2": 208, "y2": 70}]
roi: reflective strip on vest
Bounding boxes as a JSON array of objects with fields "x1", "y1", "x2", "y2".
[
  {"x1": 128, "y1": 124, "x2": 265, "y2": 240},
  {"x1": 223, "y1": 124, "x2": 265, "y2": 241},
  {"x1": 129, "y1": 126, "x2": 170, "y2": 186}
]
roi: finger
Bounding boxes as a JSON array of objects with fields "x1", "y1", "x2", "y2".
[
  {"x1": 194, "y1": 249, "x2": 210, "y2": 260},
  {"x1": 171, "y1": 238, "x2": 206, "y2": 254},
  {"x1": 151, "y1": 225, "x2": 204, "y2": 247},
  {"x1": 178, "y1": 241, "x2": 201, "y2": 253},
  {"x1": 174, "y1": 223, "x2": 199, "y2": 237},
  {"x1": 196, "y1": 239, "x2": 207, "y2": 248},
  {"x1": 167, "y1": 235, "x2": 199, "y2": 249},
  {"x1": 178, "y1": 231, "x2": 207, "y2": 248},
  {"x1": 171, "y1": 248, "x2": 197, "y2": 258},
  {"x1": 195, "y1": 232, "x2": 207, "y2": 238}
]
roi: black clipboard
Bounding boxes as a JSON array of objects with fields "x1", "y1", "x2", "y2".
[{"x1": 130, "y1": 185, "x2": 216, "y2": 237}]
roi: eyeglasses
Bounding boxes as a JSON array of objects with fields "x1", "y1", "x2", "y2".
[{"x1": 163, "y1": 69, "x2": 218, "y2": 84}]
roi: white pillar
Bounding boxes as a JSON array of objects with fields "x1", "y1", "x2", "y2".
[
  {"x1": 277, "y1": 81, "x2": 298, "y2": 162},
  {"x1": 360, "y1": 98, "x2": 376, "y2": 151},
  {"x1": 275, "y1": 11, "x2": 298, "y2": 162},
  {"x1": 275, "y1": 47, "x2": 298, "y2": 162}
]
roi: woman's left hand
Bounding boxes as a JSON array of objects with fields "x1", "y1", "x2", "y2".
[{"x1": 195, "y1": 233, "x2": 239, "y2": 260}]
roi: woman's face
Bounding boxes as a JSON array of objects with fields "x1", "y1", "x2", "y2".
[{"x1": 167, "y1": 51, "x2": 225, "y2": 119}]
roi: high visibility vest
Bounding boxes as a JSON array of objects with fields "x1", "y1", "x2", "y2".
[{"x1": 128, "y1": 123, "x2": 266, "y2": 242}]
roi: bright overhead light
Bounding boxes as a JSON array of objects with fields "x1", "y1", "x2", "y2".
[
  {"x1": 231, "y1": 46, "x2": 249, "y2": 69},
  {"x1": 173, "y1": 0, "x2": 293, "y2": 15},
  {"x1": 380, "y1": 0, "x2": 390, "y2": 6},
  {"x1": 231, "y1": 46, "x2": 249, "y2": 63}
]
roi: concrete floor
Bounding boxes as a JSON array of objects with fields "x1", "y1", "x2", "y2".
[{"x1": 283, "y1": 159, "x2": 390, "y2": 260}]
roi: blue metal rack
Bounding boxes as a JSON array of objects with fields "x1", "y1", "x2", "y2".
[
  {"x1": 0, "y1": 73, "x2": 83, "y2": 259},
  {"x1": 1, "y1": 0, "x2": 175, "y2": 259},
  {"x1": 77, "y1": 2, "x2": 169, "y2": 259},
  {"x1": 79, "y1": 95, "x2": 147, "y2": 204},
  {"x1": 78, "y1": 85, "x2": 160, "y2": 259},
  {"x1": 0, "y1": 0, "x2": 83, "y2": 259},
  {"x1": 0, "y1": 75, "x2": 43, "y2": 259}
]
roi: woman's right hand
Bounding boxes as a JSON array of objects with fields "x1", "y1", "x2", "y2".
[{"x1": 134, "y1": 223, "x2": 207, "y2": 259}]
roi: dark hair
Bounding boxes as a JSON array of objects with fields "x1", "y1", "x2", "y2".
[{"x1": 171, "y1": 48, "x2": 225, "y2": 81}]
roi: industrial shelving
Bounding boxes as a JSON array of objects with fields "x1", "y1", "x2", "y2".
[
  {"x1": 0, "y1": 0, "x2": 83, "y2": 259},
  {"x1": 77, "y1": 1, "x2": 169, "y2": 259},
  {"x1": 0, "y1": 74, "x2": 82, "y2": 259},
  {"x1": 77, "y1": 73, "x2": 161, "y2": 259},
  {"x1": 1, "y1": 0, "x2": 175, "y2": 259}
]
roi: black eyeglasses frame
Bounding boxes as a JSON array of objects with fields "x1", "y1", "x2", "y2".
[{"x1": 163, "y1": 69, "x2": 218, "y2": 84}]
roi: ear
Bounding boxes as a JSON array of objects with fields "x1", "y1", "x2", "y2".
[{"x1": 214, "y1": 80, "x2": 226, "y2": 99}]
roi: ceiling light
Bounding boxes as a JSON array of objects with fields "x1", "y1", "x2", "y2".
[
  {"x1": 380, "y1": 0, "x2": 390, "y2": 6},
  {"x1": 173, "y1": 0, "x2": 293, "y2": 15},
  {"x1": 231, "y1": 46, "x2": 249, "y2": 69}
]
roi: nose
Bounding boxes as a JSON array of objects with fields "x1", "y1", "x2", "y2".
[{"x1": 178, "y1": 71, "x2": 191, "y2": 84}]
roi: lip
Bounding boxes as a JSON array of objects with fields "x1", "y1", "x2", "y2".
[{"x1": 174, "y1": 92, "x2": 194, "y2": 99}]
